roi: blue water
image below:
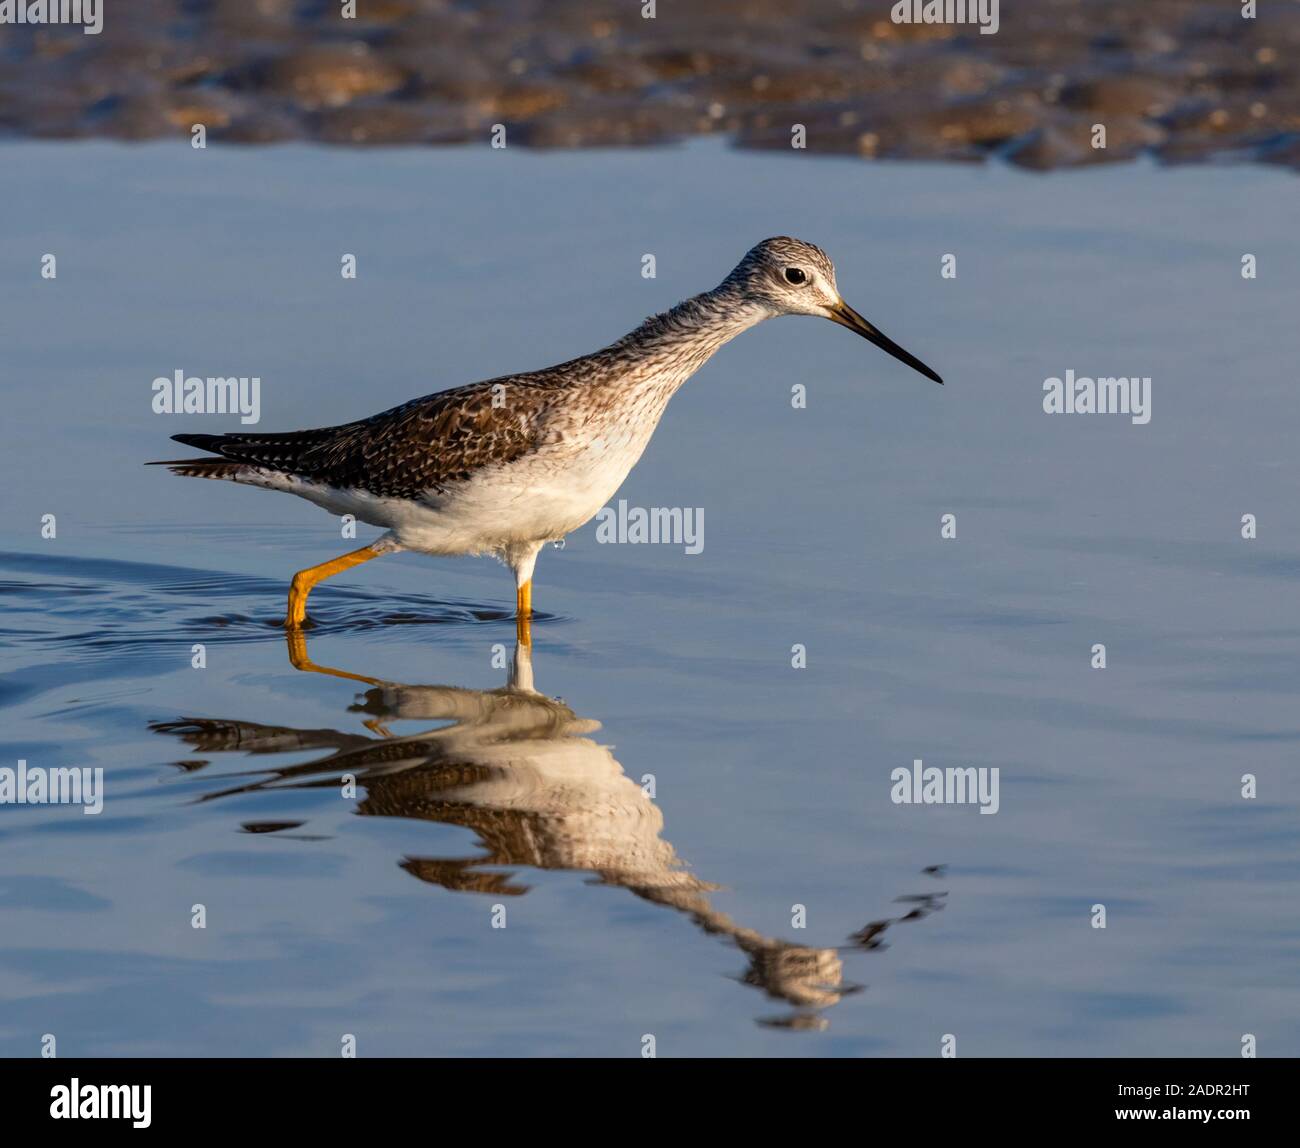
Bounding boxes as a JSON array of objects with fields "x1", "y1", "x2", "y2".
[{"x1": 1, "y1": 141, "x2": 1298, "y2": 1056}]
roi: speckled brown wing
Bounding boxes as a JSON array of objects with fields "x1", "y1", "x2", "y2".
[{"x1": 165, "y1": 378, "x2": 552, "y2": 499}]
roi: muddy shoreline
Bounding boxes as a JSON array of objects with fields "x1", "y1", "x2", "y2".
[{"x1": 1, "y1": 1, "x2": 1297, "y2": 170}]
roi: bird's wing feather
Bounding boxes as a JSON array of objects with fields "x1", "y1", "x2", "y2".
[{"x1": 165, "y1": 378, "x2": 552, "y2": 499}]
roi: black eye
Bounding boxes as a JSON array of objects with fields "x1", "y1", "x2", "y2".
[{"x1": 784, "y1": 267, "x2": 807, "y2": 285}]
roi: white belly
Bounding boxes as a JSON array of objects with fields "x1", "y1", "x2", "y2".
[
  {"x1": 276, "y1": 424, "x2": 654, "y2": 557},
  {"x1": 239, "y1": 376, "x2": 677, "y2": 558}
]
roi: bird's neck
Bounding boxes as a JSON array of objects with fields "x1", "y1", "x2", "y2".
[{"x1": 606, "y1": 285, "x2": 770, "y2": 390}]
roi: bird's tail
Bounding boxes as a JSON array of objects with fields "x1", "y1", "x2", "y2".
[
  {"x1": 146, "y1": 457, "x2": 247, "y2": 479},
  {"x1": 148, "y1": 430, "x2": 335, "y2": 479},
  {"x1": 149, "y1": 432, "x2": 238, "y2": 478}
]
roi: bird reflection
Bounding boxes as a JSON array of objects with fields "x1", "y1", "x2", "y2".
[{"x1": 152, "y1": 633, "x2": 944, "y2": 1028}]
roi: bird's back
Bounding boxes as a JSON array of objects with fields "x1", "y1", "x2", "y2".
[{"x1": 155, "y1": 369, "x2": 581, "y2": 498}]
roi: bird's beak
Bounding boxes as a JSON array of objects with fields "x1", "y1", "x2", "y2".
[{"x1": 827, "y1": 299, "x2": 943, "y2": 385}]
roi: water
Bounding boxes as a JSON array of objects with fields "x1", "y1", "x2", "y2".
[{"x1": 1, "y1": 141, "x2": 1298, "y2": 1057}]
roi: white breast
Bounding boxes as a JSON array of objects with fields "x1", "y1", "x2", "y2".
[
  {"x1": 252, "y1": 375, "x2": 678, "y2": 558},
  {"x1": 302, "y1": 390, "x2": 669, "y2": 556}
]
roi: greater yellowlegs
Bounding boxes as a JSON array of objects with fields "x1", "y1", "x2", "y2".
[{"x1": 153, "y1": 237, "x2": 942, "y2": 639}]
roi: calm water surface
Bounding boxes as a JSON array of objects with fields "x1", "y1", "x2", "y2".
[{"x1": 1, "y1": 142, "x2": 1298, "y2": 1056}]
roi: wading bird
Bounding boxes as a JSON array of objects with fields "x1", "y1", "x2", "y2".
[{"x1": 153, "y1": 238, "x2": 942, "y2": 641}]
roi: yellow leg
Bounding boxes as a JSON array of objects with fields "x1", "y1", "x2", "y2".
[
  {"x1": 515, "y1": 579, "x2": 532, "y2": 647},
  {"x1": 286, "y1": 543, "x2": 386, "y2": 628}
]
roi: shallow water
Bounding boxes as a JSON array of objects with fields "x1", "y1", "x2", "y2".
[{"x1": 1, "y1": 141, "x2": 1298, "y2": 1056}]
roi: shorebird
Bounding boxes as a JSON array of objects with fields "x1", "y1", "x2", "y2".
[{"x1": 153, "y1": 237, "x2": 942, "y2": 639}]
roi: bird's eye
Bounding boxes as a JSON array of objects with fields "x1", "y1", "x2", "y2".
[{"x1": 784, "y1": 267, "x2": 808, "y2": 285}]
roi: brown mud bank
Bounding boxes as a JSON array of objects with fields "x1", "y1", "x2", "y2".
[{"x1": 1, "y1": 0, "x2": 1297, "y2": 171}]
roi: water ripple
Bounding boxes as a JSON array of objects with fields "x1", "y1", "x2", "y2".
[{"x1": 0, "y1": 550, "x2": 553, "y2": 666}]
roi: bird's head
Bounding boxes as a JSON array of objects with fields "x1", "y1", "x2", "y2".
[{"x1": 723, "y1": 236, "x2": 943, "y2": 384}]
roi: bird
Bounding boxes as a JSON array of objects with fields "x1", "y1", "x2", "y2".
[{"x1": 152, "y1": 237, "x2": 942, "y2": 641}]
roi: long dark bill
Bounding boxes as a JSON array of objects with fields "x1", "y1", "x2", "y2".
[{"x1": 829, "y1": 300, "x2": 943, "y2": 385}]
